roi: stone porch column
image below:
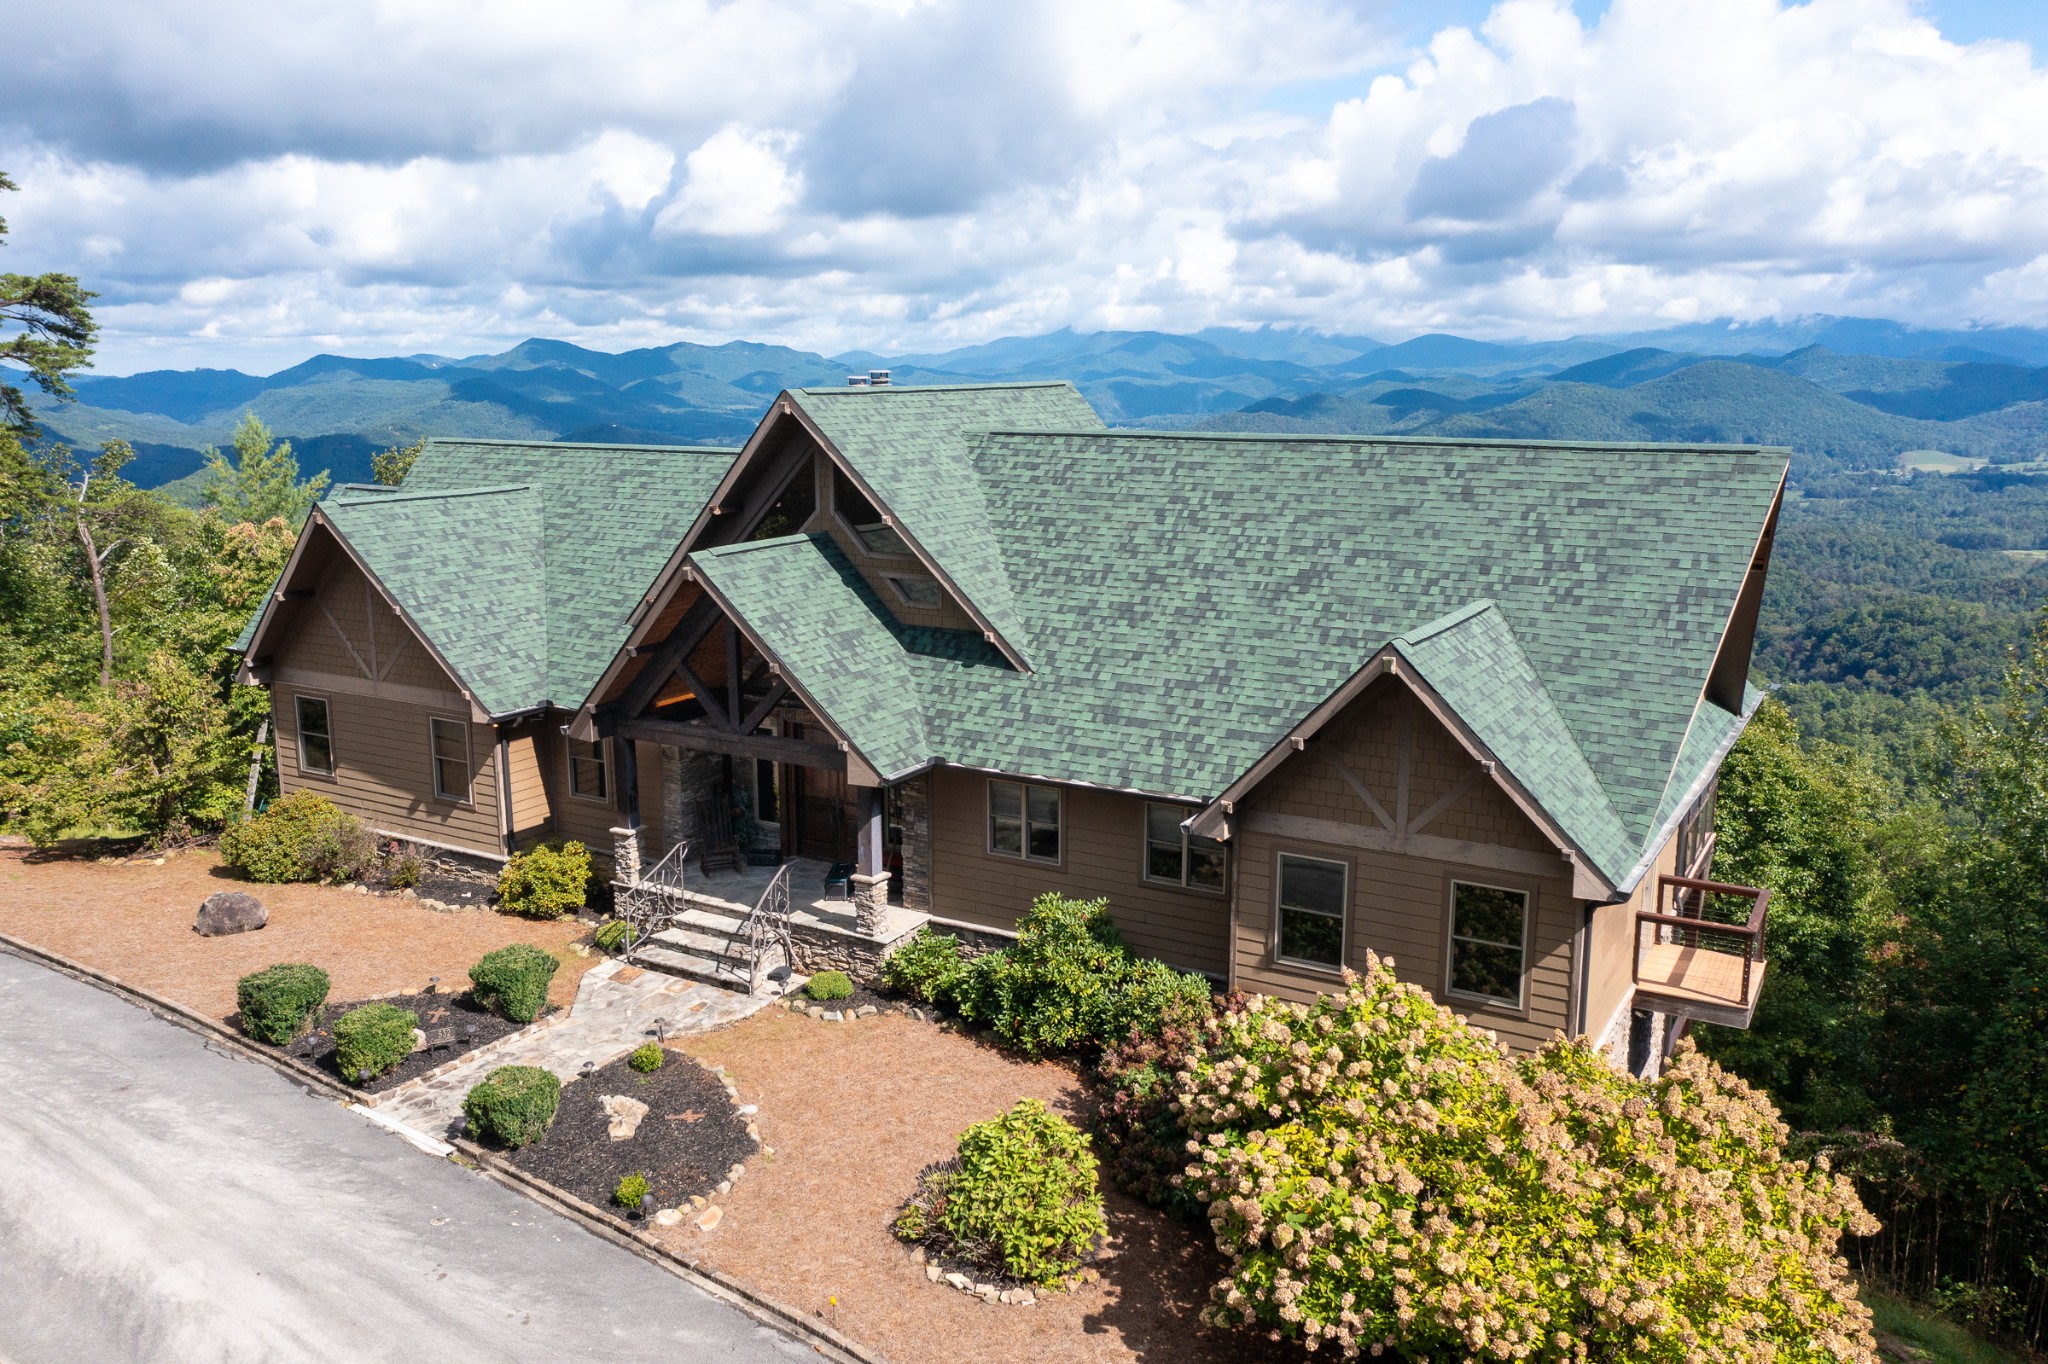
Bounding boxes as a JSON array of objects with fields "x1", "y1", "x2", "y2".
[
  {"x1": 896, "y1": 772, "x2": 932, "y2": 913},
  {"x1": 610, "y1": 826, "x2": 642, "y2": 887}
]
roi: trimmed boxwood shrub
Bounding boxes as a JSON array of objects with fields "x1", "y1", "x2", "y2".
[
  {"x1": 235, "y1": 962, "x2": 331, "y2": 1043},
  {"x1": 628, "y1": 1041, "x2": 664, "y2": 1072},
  {"x1": 495, "y1": 840, "x2": 591, "y2": 919},
  {"x1": 462, "y1": 1064, "x2": 561, "y2": 1149},
  {"x1": 1177, "y1": 958, "x2": 1881, "y2": 1363},
  {"x1": 894, "y1": 1098, "x2": 1105, "y2": 1287},
  {"x1": 804, "y1": 969, "x2": 853, "y2": 1001},
  {"x1": 613, "y1": 1172, "x2": 650, "y2": 1209},
  {"x1": 592, "y1": 919, "x2": 636, "y2": 953},
  {"x1": 220, "y1": 791, "x2": 372, "y2": 884},
  {"x1": 333, "y1": 1002, "x2": 418, "y2": 1083},
  {"x1": 468, "y1": 943, "x2": 559, "y2": 1024}
]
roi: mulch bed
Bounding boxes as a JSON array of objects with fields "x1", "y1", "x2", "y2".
[
  {"x1": 267, "y1": 990, "x2": 528, "y2": 1092},
  {"x1": 509, "y1": 1048, "x2": 757, "y2": 1213},
  {"x1": 788, "y1": 977, "x2": 893, "y2": 1015}
]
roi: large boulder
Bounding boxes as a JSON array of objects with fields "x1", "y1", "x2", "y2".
[{"x1": 195, "y1": 891, "x2": 267, "y2": 937}]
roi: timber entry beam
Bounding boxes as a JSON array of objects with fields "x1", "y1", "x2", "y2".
[
  {"x1": 612, "y1": 717, "x2": 846, "y2": 771},
  {"x1": 616, "y1": 595, "x2": 723, "y2": 719}
]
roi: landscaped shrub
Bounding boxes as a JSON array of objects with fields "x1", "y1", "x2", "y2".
[
  {"x1": 219, "y1": 791, "x2": 371, "y2": 883},
  {"x1": 235, "y1": 962, "x2": 331, "y2": 1043},
  {"x1": 592, "y1": 919, "x2": 636, "y2": 953},
  {"x1": 385, "y1": 843, "x2": 422, "y2": 890},
  {"x1": 462, "y1": 1064, "x2": 561, "y2": 1148},
  {"x1": 961, "y1": 894, "x2": 1211, "y2": 1058},
  {"x1": 628, "y1": 1042, "x2": 664, "y2": 1072},
  {"x1": 495, "y1": 840, "x2": 591, "y2": 919},
  {"x1": 804, "y1": 969, "x2": 853, "y2": 1001},
  {"x1": 333, "y1": 1002, "x2": 418, "y2": 1083},
  {"x1": 1176, "y1": 957, "x2": 1881, "y2": 1363},
  {"x1": 882, "y1": 926, "x2": 968, "y2": 1003},
  {"x1": 1092, "y1": 990, "x2": 1241, "y2": 1220},
  {"x1": 894, "y1": 1098, "x2": 1105, "y2": 1286},
  {"x1": 613, "y1": 1172, "x2": 650, "y2": 1209},
  {"x1": 468, "y1": 943, "x2": 559, "y2": 1024}
]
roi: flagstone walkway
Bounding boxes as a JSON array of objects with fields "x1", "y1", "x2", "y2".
[{"x1": 369, "y1": 959, "x2": 781, "y2": 1141}]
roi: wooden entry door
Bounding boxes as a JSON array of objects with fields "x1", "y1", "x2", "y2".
[{"x1": 785, "y1": 726, "x2": 858, "y2": 861}]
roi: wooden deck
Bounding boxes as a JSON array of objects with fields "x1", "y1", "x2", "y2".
[{"x1": 1635, "y1": 942, "x2": 1765, "y2": 1028}]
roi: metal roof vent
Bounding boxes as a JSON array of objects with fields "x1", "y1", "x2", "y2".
[
  {"x1": 869, "y1": 369, "x2": 892, "y2": 386},
  {"x1": 846, "y1": 374, "x2": 871, "y2": 386}
]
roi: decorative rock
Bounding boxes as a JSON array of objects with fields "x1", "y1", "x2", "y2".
[
  {"x1": 727, "y1": 1163, "x2": 745, "y2": 1181},
  {"x1": 654, "y1": 1208, "x2": 683, "y2": 1227},
  {"x1": 925, "y1": 1263, "x2": 942, "y2": 1282},
  {"x1": 400, "y1": 889, "x2": 417, "y2": 900},
  {"x1": 409, "y1": 1027, "x2": 428, "y2": 1054},
  {"x1": 736, "y1": 1103, "x2": 759, "y2": 1116},
  {"x1": 910, "y1": 1246, "x2": 926, "y2": 1264},
  {"x1": 977, "y1": 1286, "x2": 1000, "y2": 1304},
  {"x1": 715, "y1": 1180, "x2": 732, "y2": 1196},
  {"x1": 354, "y1": 883, "x2": 370, "y2": 895},
  {"x1": 694, "y1": 1205, "x2": 723, "y2": 1232},
  {"x1": 601, "y1": 1094, "x2": 650, "y2": 1140},
  {"x1": 194, "y1": 891, "x2": 267, "y2": 937},
  {"x1": 821, "y1": 1010, "x2": 844, "y2": 1023},
  {"x1": 688, "y1": 1195, "x2": 708, "y2": 1211},
  {"x1": 745, "y1": 1123, "x2": 759, "y2": 1141},
  {"x1": 806, "y1": 1006, "x2": 823, "y2": 1019},
  {"x1": 944, "y1": 1272, "x2": 971, "y2": 1291},
  {"x1": 854, "y1": 1004, "x2": 878, "y2": 1018}
]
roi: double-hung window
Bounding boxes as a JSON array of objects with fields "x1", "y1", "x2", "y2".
[
  {"x1": 295, "y1": 695, "x2": 333, "y2": 775},
  {"x1": 989, "y1": 779, "x2": 1060, "y2": 863},
  {"x1": 430, "y1": 718, "x2": 471, "y2": 803},
  {"x1": 1446, "y1": 881, "x2": 1530, "y2": 1008},
  {"x1": 1275, "y1": 852, "x2": 1346, "y2": 968},
  {"x1": 567, "y1": 737, "x2": 609, "y2": 802},
  {"x1": 1144, "y1": 803, "x2": 1226, "y2": 892}
]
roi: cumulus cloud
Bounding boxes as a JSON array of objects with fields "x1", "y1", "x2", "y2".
[{"x1": 3, "y1": 0, "x2": 2047, "y2": 371}]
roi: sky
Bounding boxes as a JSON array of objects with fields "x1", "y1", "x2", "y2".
[{"x1": 4, "y1": 0, "x2": 2048, "y2": 374}]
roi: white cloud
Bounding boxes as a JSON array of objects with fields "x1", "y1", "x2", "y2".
[{"x1": 3, "y1": 0, "x2": 2047, "y2": 371}]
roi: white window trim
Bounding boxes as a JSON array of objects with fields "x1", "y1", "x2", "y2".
[
  {"x1": 880, "y1": 572, "x2": 943, "y2": 609},
  {"x1": 1141, "y1": 802, "x2": 1226, "y2": 895},
  {"x1": 1273, "y1": 849, "x2": 1349, "y2": 974},
  {"x1": 565, "y1": 735, "x2": 612, "y2": 805},
  {"x1": 429, "y1": 716, "x2": 473, "y2": 806},
  {"x1": 294, "y1": 693, "x2": 335, "y2": 777},
  {"x1": 986, "y1": 778, "x2": 1062, "y2": 866},
  {"x1": 1442, "y1": 876, "x2": 1535, "y2": 1014}
]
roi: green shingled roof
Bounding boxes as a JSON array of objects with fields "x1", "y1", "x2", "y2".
[
  {"x1": 250, "y1": 439, "x2": 738, "y2": 717},
  {"x1": 690, "y1": 401, "x2": 1785, "y2": 891},
  {"x1": 788, "y1": 383, "x2": 1104, "y2": 665}
]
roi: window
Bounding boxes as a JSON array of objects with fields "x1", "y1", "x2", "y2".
[
  {"x1": 295, "y1": 695, "x2": 333, "y2": 775},
  {"x1": 567, "y1": 737, "x2": 609, "y2": 802},
  {"x1": 1144, "y1": 803, "x2": 1226, "y2": 892},
  {"x1": 754, "y1": 756, "x2": 779, "y2": 824},
  {"x1": 1275, "y1": 853, "x2": 1346, "y2": 968},
  {"x1": 430, "y1": 718, "x2": 471, "y2": 803},
  {"x1": 989, "y1": 779, "x2": 1060, "y2": 863},
  {"x1": 833, "y1": 465, "x2": 912, "y2": 557},
  {"x1": 1674, "y1": 779, "x2": 1717, "y2": 876},
  {"x1": 882, "y1": 573, "x2": 942, "y2": 609},
  {"x1": 1447, "y1": 881, "x2": 1529, "y2": 1008}
]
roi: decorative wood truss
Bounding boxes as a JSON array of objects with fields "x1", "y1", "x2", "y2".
[{"x1": 598, "y1": 594, "x2": 845, "y2": 772}]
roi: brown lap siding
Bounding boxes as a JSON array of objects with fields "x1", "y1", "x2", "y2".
[
  {"x1": 924, "y1": 767, "x2": 1229, "y2": 976},
  {"x1": 272, "y1": 683, "x2": 502, "y2": 856}
]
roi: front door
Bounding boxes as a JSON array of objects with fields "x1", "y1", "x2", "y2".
[{"x1": 785, "y1": 725, "x2": 859, "y2": 862}]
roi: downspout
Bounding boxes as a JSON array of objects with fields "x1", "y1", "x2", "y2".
[
  {"x1": 1573, "y1": 902, "x2": 1594, "y2": 1038},
  {"x1": 496, "y1": 727, "x2": 515, "y2": 856}
]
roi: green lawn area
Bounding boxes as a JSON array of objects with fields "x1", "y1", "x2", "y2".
[
  {"x1": 1899, "y1": 449, "x2": 1987, "y2": 474},
  {"x1": 1868, "y1": 1291, "x2": 2034, "y2": 1364}
]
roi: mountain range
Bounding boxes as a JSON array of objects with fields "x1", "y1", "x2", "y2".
[{"x1": 35, "y1": 315, "x2": 2048, "y2": 493}]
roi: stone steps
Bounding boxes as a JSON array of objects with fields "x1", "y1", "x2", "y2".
[{"x1": 631, "y1": 907, "x2": 794, "y2": 997}]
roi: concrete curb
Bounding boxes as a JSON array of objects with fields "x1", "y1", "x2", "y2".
[
  {"x1": 0, "y1": 930, "x2": 889, "y2": 1364},
  {"x1": 452, "y1": 1137, "x2": 886, "y2": 1364}
]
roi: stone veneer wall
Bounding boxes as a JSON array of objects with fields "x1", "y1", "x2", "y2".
[
  {"x1": 896, "y1": 772, "x2": 932, "y2": 912},
  {"x1": 660, "y1": 745, "x2": 725, "y2": 854},
  {"x1": 788, "y1": 921, "x2": 922, "y2": 981}
]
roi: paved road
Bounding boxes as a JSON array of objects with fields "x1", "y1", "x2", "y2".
[{"x1": 0, "y1": 950, "x2": 818, "y2": 1364}]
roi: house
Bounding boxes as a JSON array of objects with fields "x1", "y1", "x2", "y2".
[{"x1": 238, "y1": 382, "x2": 1782, "y2": 1075}]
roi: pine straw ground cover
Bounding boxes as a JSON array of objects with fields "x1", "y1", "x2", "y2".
[
  {"x1": 0, "y1": 844, "x2": 597, "y2": 1021},
  {"x1": 670, "y1": 1005, "x2": 1297, "y2": 1364}
]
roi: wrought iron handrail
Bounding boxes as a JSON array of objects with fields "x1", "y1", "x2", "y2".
[
  {"x1": 619, "y1": 840, "x2": 689, "y2": 963},
  {"x1": 718, "y1": 861, "x2": 793, "y2": 993}
]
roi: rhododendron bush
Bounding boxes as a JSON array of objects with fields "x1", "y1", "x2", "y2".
[{"x1": 1175, "y1": 958, "x2": 1879, "y2": 1362}]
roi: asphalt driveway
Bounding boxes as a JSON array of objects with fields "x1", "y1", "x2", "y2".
[{"x1": 0, "y1": 948, "x2": 820, "y2": 1364}]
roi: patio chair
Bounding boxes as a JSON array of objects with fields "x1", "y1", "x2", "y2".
[
  {"x1": 822, "y1": 859, "x2": 857, "y2": 901},
  {"x1": 694, "y1": 799, "x2": 745, "y2": 877}
]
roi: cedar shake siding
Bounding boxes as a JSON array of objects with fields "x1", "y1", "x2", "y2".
[
  {"x1": 1230, "y1": 678, "x2": 1580, "y2": 1052},
  {"x1": 925, "y1": 766, "x2": 1231, "y2": 977}
]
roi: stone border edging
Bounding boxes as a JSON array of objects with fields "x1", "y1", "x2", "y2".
[
  {"x1": 0, "y1": 931, "x2": 888, "y2": 1364},
  {"x1": 451, "y1": 1136, "x2": 886, "y2": 1364}
]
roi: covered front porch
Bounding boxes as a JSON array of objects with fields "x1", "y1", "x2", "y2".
[{"x1": 676, "y1": 856, "x2": 927, "y2": 944}]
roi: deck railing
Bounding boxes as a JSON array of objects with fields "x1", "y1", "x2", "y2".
[
  {"x1": 718, "y1": 861, "x2": 794, "y2": 994},
  {"x1": 1632, "y1": 873, "x2": 1772, "y2": 1010}
]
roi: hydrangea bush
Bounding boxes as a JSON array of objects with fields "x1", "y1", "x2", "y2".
[{"x1": 1176, "y1": 958, "x2": 1879, "y2": 1363}]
